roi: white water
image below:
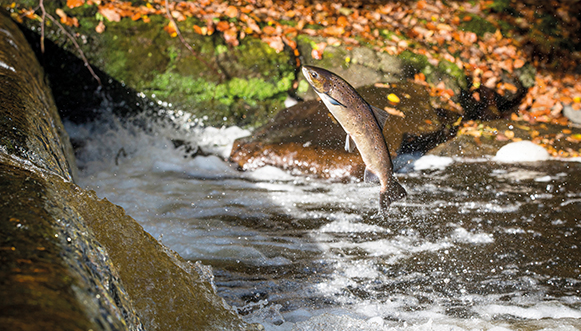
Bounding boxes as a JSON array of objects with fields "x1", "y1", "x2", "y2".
[{"x1": 67, "y1": 110, "x2": 581, "y2": 330}]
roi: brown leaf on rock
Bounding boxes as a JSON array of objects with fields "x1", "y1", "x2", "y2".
[
  {"x1": 224, "y1": 28, "x2": 239, "y2": 46},
  {"x1": 95, "y1": 20, "x2": 106, "y2": 33},
  {"x1": 216, "y1": 21, "x2": 230, "y2": 32},
  {"x1": 263, "y1": 36, "x2": 284, "y2": 53},
  {"x1": 163, "y1": 21, "x2": 177, "y2": 37},
  {"x1": 67, "y1": 0, "x2": 84, "y2": 9},
  {"x1": 99, "y1": 6, "x2": 121, "y2": 22},
  {"x1": 225, "y1": 5, "x2": 238, "y2": 18}
]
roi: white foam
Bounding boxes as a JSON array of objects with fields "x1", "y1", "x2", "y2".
[
  {"x1": 197, "y1": 126, "x2": 251, "y2": 158},
  {"x1": 475, "y1": 302, "x2": 581, "y2": 320},
  {"x1": 414, "y1": 155, "x2": 454, "y2": 171},
  {"x1": 319, "y1": 219, "x2": 387, "y2": 233},
  {"x1": 452, "y1": 227, "x2": 494, "y2": 244},
  {"x1": 247, "y1": 166, "x2": 294, "y2": 181},
  {"x1": 493, "y1": 141, "x2": 550, "y2": 163}
]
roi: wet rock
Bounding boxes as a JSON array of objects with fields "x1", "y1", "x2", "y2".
[
  {"x1": 230, "y1": 100, "x2": 366, "y2": 180},
  {"x1": 429, "y1": 119, "x2": 581, "y2": 158},
  {"x1": 0, "y1": 12, "x2": 250, "y2": 331},
  {"x1": 0, "y1": 13, "x2": 77, "y2": 182},
  {"x1": 0, "y1": 11, "x2": 142, "y2": 330},
  {"x1": 458, "y1": 80, "x2": 528, "y2": 121},
  {"x1": 231, "y1": 83, "x2": 460, "y2": 180},
  {"x1": 563, "y1": 104, "x2": 581, "y2": 125}
]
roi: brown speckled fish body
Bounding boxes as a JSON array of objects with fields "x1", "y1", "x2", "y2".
[{"x1": 302, "y1": 65, "x2": 406, "y2": 214}]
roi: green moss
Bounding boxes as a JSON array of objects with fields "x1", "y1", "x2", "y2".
[
  {"x1": 297, "y1": 80, "x2": 310, "y2": 93},
  {"x1": 459, "y1": 14, "x2": 497, "y2": 37},
  {"x1": 398, "y1": 50, "x2": 429, "y2": 71},
  {"x1": 438, "y1": 60, "x2": 467, "y2": 89}
]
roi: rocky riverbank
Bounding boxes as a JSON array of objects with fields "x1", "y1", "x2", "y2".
[{"x1": 0, "y1": 11, "x2": 252, "y2": 331}]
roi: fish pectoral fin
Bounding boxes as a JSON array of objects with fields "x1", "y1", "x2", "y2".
[
  {"x1": 323, "y1": 93, "x2": 345, "y2": 107},
  {"x1": 364, "y1": 167, "x2": 381, "y2": 184},
  {"x1": 345, "y1": 134, "x2": 356, "y2": 153},
  {"x1": 370, "y1": 105, "x2": 389, "y2": 131}
]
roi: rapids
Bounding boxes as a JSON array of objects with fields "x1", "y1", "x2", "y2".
[{"x1": 66, "y1": 109, "x2": 581, "y2": 330}]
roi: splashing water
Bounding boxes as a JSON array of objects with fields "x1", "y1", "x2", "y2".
[{"x1": 67, "y1": 109, "x2": 581, "y2": 330}]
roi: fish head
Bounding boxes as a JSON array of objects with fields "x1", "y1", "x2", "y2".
[{"x1": 301, "y1": 66, "x2": 335, "y2": 94}]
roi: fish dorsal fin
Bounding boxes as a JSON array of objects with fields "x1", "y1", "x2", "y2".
[
  {"x1": 370, "y1": 105, "x2": 389, "y2": 130},
  {"x1": 345, "y1": 134, "x2": 356, "y2": 153}
]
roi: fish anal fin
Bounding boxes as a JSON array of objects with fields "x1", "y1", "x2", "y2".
[
  {"x1": 370, "y1": 105, "x2": 389, "y2": 131},
  {"x1": 364, "y1": 167, "x2": 380, "y2": 184},
  {"x1": 345, "y1": 134, "x2": 356, "y2": 153}
]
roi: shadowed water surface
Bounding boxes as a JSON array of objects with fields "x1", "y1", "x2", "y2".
[{"x1": 68, "y1": 113, "x2": 581, "y2": 330}]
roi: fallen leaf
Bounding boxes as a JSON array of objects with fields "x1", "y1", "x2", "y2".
[
  {"x1": 323, "y1": 25, "x2": 345, "y2": 36},
  {"x1": 374, "y1": 83, "x2": 391, "y2": 88},
  {"x1": 263, "y1": 36, "x2": 284, "y2": 53},
  {"x1": 216, "y1": 21, "x2": 230, "y2": 32},
  {"x1": 55, "y1": 8, "x2": 66, "y2": 19},
  {"x1": 99, "y1": 6, "x2": 121, "y2": 22},
  {"x1": 387, "y1": 93, "x2": 400, "y2": 103},
  {"x1": 514, "y1": 58, "x2": 525, "y2": 69},
  {"x1": 225, "y1": 5, "x2": 238, "y2": 18},
  {"x1": 163, "y1": 21, "x2": 177, "y2": 37},
  {"x1": 384, "y1": 106, "x2": 405, "y2": 118},
  {"x1": 224, "y1": 28, "x2": 239, "y2": 46},
  {"x1": 95, "y1": 20, "x2": 105, "y2": 33},
  {"x1": 67, "y1": 0, "x2": 84, "y2": 9}
]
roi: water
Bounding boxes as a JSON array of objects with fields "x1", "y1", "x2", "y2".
[{"x1": 67, "y1": 111, "x2": 581, "y2": 330}]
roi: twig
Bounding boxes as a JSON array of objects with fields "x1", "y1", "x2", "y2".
[
  {"x1": 163, "y1": 0, "x2": 224, "y2": 81},
  {"x1": 39, "y1": 0, "x2": 45, "y2": 53},
  {"x1": 42, "y1": 10, "x2": 102, "y2": 87}
]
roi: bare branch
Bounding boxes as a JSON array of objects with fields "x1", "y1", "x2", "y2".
[
  {"x1": 44, "y1": 11, "x2": 102, "y2": 87},
  {"x1": 39, "y1": 0, "x2": 45, "y2": 53}
]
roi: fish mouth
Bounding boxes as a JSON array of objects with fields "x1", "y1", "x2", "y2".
[
  {"x1": 301, "y1": 66, "x2": 322, "y2": 92},
  {"x1": 301, "y1": 67, "x2": 311, "y2": 82}
]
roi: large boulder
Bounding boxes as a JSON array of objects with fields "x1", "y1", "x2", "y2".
[{"x1": 0, "y1": 11, "x2": 251, "y2": 331}]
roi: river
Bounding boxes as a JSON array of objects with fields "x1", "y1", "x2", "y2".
[{"x1": 66, "y1": 108, "x2": 581, "y2": 330}]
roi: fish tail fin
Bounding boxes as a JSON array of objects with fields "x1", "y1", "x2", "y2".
[{"x1": 379, "y1": 180, "x2": 407, "y2": 214}]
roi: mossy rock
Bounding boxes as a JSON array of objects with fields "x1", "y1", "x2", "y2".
[{"x1": 5, "y1": 1, "x2": 296, "y2": 128}]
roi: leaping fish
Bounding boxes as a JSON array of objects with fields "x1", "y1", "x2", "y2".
[{"x1": 302, "y1": 65, "x2": 406, "y2": 215}]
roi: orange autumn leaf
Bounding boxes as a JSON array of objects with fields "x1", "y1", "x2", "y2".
[
  {"x1": 216, "y1": 21, "x2": 230, "y2": 32},
  {"x1": 336, "y1": 16, "x2": 349, "y2": 28},
  {"x1": 323, "y1": 25, "x2": 344, "y2": 36},
  {"x1": 262, "y1": 25, "x2": 277, "y2": 35},
  {"x1": 67, "y1": 0, "x2": 84, "y2": 9},
  {"x1": 224, "y1": 28, "x2": 239, "y2": 46},
  {"x1": 262, "y1": 36, "x2": 284, "y2": 53},
  {"x1": 163, "y1": 21, "x2": 177, "y2": 37},
  {"x1": 312, "y1": 48, "x2": 324, "y2": 60},
  {"x1": 514, "y1": 58, "x2": 525, "y2": 69},
  {"x1": 225, "y1": 5, "x2": 238, "y2": 18},
  {"x1": 193, "y1": 24, "x2": 204, "y2": 35},
  {"x1": 99, "y1": 6, "x2": 121, "y2": 22},
  {"x1": 387, "y1": 93, "x2": 400, "y2": 103},
  {"x1": 384, "y1": 106, "x2": 405, "y2": 118},
  {"x1": 95, "y1": 20, "x2": 105, "y2": 33}
]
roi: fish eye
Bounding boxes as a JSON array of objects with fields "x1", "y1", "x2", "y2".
[{"x1": 311, "y1": 72, "x2": 318, "y2": 78}]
